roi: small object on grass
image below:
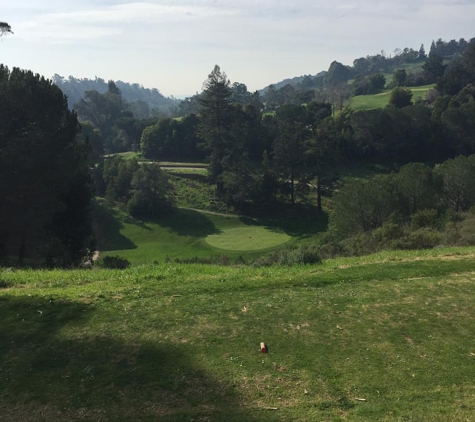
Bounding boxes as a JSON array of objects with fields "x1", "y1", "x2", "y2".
[
  {"x1": 355, "y1": 398, "x2": 366, "y2": 401},
  {"x1": 261, "y1": 407, "x2": 278, "y2": 410},
  {"x1": 260, "y1": 342, "x2": 268, "y2": 353},
  {"x1": 336, "y1": 325, "x2": 343, "y2": 330},
  {"x1": 37, "y1": 310, "x2": 43, "y2": 315}
]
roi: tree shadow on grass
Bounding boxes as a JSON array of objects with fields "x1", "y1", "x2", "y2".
[
  {"x1": 158, "y1": 208, "x2": 222, "y2": 238},
  {"x1": 0, "y1": 295, "x2": 269, "y2": 422},
  {"x1": 93, "y1": 203, "x2": 137, "y2": 252},
  {"x1": 239, "y1": 206, "x2": 328, "y2": 239}
]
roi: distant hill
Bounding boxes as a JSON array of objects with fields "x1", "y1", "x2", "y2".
[
  {"x1": 259, "y1": 37, "x2": 474, "y2": 97},
  {"x1": 259, "y1": 71, "x2": 326, "y2": 94},
  {"x1": 53, "y1": 75, "x2": 180, "y2": 117}
]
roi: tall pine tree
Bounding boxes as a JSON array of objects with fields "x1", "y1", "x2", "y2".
[
  {"x1": 198, "y1": 65, "x2": 234, "y2": 196},
  {"x1": 0, "y1": 66, "x2": 94, "y2": 266}
]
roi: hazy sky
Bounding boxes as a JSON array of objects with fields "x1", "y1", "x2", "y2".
[{"x1": 1, "y1": 0, "x2": 474, "y2": 97}]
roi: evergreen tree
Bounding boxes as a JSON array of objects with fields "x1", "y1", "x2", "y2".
[
  {"x1": 0, "y1": 66, "x2": 93, "y2": 266},
  {"x1": 423, "y1": 53, "x2": 446, "y2": 83},
  {"x1": 127, "y1": 165, "x2": 175, "y2": 218},
  {"x1": 272, "y1": 105, "x2": 310, "y2": 205},
  {"x1": 418, "y1": 44, "x2": 426, "y2": 61},
  {"x1": 198, "y1": 65, "x2": 234, "y2": 195}
]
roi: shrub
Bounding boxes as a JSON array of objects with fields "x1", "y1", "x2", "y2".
[
  {"x1": 318, "y1": 242, "x2": 343, "y2": 260},
  {"x1": 457, "y1": 216, "x2": 475, "y2": 246},
  {"x1": 339, "y1": 232, "x2": 379, "y2": 256},
  {"x1": 393, "y1": 228, "x2": 441, "y2": 250},
  {"x1": 234, "y1": 255, "x2": 246, "y2": 265},
  {"x1": 251, "y1": 244, "x2": 321, "y2": 267},
  {"x1": 411, "y1": 209, "x2": 440, "y2": 230},
  {"x1": 100, "y1": 255, "x2": 131, "y2": 269},
  {"x1": 173, "y1": 255, "x2": 231, "y2": 265},
  {"x1": 373, "y1": 222, "x2": 404, "y2": 243},
  {"x1": 441, "y1": 222, "x2": 460, "y2": 245},
  {"x1": 389, "y1": 87, "x2": 413, "y2": 108}
]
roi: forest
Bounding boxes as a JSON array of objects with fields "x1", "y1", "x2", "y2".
[{"x1": 1, "y1": 33, "x2": 475, "y2": 267}]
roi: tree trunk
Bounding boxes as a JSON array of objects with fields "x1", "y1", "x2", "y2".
[
  {"x1": 290, "y1": 169, "x2": 295, "y2": 205},
  {"x1": 18, "y1": 227, "x2": 26, "y2": 265},
  {"x1": 317, "y1": 177, "x2": 322, "y2": 213}
]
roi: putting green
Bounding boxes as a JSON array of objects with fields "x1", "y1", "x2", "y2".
[{"x1": 205, "y1": 226, "x2": 291, "y2": 251}]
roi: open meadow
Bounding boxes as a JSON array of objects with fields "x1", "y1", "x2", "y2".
[{"x1": 2, "y1": 248, "x2": 475, "y2": 421}]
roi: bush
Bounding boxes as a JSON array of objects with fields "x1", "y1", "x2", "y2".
[
  {"x1": 318, "y1": 242, "x2": 343, "y2": 260},
  {"x1": 339, "y1": 232, "x2": 379, "y2": 256},
  {"x1": 411, "y1": 209, "x2": 440, "y2": 230},
  {"x1": 100, "y1": 255, "x2": 131, "y2": 269},
  {"x1": 173, "y1": 254, "x2": 231, "y2": 265},
  {"x1": 251, "y1": 244, "x2": 321, "y2": 267},
  {"x1": 373, "y1": 222, "x2": 404, "y2": 243},
  {"x1": 389, "y1": 87, "x2": 413, "y2": 108},
  {"x1": 441, "y1": 214, "x2": 475, "y2": 246},
  {"x1": 392, "y1": 228, "x2": 441, "y2": 250}
]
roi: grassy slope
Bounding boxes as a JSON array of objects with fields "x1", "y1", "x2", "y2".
[
  {"x1": 94, "y1": 204, "x2": 322, "y2": 263},
  {"x1": 2, "y1": 248, "x2": 475, "y2": 421},
  {"x1": 348, "y1": 85, "x2": 435, "y2": 111}
]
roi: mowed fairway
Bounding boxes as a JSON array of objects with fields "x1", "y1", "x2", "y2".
[
  {"x1": 2, "y1": 248, "x2": 475, "y2": 421},
  {"x1": 349, "y1": 85, "x2": 435, "y2": 111},
  {"x1": 94, "y1": 204, "x2": 303, "y2": 263},
  {"x1": 205, "y1": 226, "x2": 291, "y2": 251}
]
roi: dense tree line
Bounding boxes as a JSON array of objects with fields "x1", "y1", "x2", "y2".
[
  {"x1": 0, "y1": 66, "x2": 94, "y2": 266},
  {"x1": 148, "y1": 47, "x2": 475, "y2": 213},
  {"x1": 74, "y1": 81, "x2": 157, "y2": 153},
  {"x1": 257, "y1": 37, "x2": 475, "y2": 112},
  {"x1": 101, "y1": 155, "x2": 174, "y2": 220},
  {"x1": 53, "y1": 75, "x2": 179, "y2": 116},
  {"x1": 3, "y1": 24, "x2": 474, "y2": 266},
  {"x1": 324, "y1": 156, "x2": 475, "y2": 258}
]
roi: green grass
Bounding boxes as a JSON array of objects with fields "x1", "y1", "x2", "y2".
[
  {"x1": 205, "y1": 226, "x2": 291, "y2": 251},
  {"x1": 104, "y1": 151, "x2": 143, "y2": 161},
  {"x1": 2, "y1": 247, "x2": 475, "y2": 420},
  {"x1": 349, "y1": 85, "x2": 435, "y2": 111},
  {"x1": 94, "y1": 203, "x2": 325, "y2": 263}
]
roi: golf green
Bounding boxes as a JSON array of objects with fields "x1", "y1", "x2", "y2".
[{"x1": 205, "y1": 226, "x2": 291, "y2": 251}]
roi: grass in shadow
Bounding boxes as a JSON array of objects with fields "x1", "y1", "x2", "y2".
[
  {"x1": 158, "y1": 209, "x2": 222, "y2": 238},
  {"x1": 0, "y1": 294, "x2": 266, "y2": 422},
  {"x1": 239, "y1": 205, "x2": 328, "y2": 238},
  {"x1": 93, "y1": 203, "x2": 137, "y2": 252}
]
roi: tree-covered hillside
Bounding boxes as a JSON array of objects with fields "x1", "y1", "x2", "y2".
[
  {"x1": 258, "y1": 37, "x2": 475, "y2": 111},
  {"x1": 52, "y1": 75, "x2": 180, "y2": 117}
]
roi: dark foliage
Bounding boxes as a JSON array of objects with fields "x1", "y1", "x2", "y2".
[
  {"x1": 0, "y1": 66, "x2": 94, "y2": 266},
  {"x1": 100, "y1": 255, "x2": 131, "y2": 269}
]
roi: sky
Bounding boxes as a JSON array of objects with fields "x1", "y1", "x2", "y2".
[{"x1": 1, "y1": 0, "x2": 474, "y2": 98}]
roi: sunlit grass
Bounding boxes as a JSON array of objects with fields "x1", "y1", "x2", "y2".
[
  {"x1": 349, "y1": 85, "x2": 435, "y2": 111},
  {"x1": 2, "y1": 247, "x2": 475, "y2": 420},
  {"x1": 205, "y1": 226, "x2": 291, "y2": 251}
]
